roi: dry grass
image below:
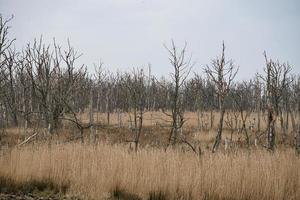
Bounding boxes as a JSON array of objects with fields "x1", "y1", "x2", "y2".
[
  {"x1": 0, "y1": 111, "x2": 298, "y2": 199},
  {"x1": 1, "y1": 111, "x2": 296, "y2": 148},
  {"x1": 80, "y1": 111, "x2": 228, "y2": 127},
  {"x1": 0, "y1": 143, "x2": 299, "y2": 200},
  {"x1": 79, "y1": 111, "x2": 296, "y2": 131}
]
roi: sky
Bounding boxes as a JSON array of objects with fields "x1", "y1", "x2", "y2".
[{"x1": 0, "y1": 0, "x2": 299, "y2": 80}]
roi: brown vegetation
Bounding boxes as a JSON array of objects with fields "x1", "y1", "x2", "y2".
[{"x1": 0, "y1": 143, "x2": 299, "y2": 200}]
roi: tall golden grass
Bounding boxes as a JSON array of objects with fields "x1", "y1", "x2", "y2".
[{"x1": 1, "y1": 143, "x2": 299, "y2": 200}]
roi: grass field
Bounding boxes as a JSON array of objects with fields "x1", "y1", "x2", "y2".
[
  {"x1": 0, "y1": 143, "x2": 300, "y2": 200},
  {"x1": 0, "y1": 111, "x2": 299, "y2": 199}
]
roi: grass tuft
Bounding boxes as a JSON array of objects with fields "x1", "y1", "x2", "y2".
[
  {"x1": 148, "y1": 191, "x2": 167, "y2": 200},
  {"x1": 0, "y1": 175, "x2": 69, "y2": 195},
  {"x1": 112, "y1": 186, "x2": 142, "y2": 200}
]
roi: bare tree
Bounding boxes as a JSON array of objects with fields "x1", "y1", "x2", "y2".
[
  {"x1": 262, "y1": 52, "x2": 292, "y2": 150},
  {"x1": 94, "y1": 62, "x2": 107, "y2": 132},
  {"x1": 254, "y1": 74, "x2": 262, "y2": 134},
  {"x1": 2, "y1": 49, "x2": 19, "y2": 126},
  {"x1": 231, "y1": 81, "x2": 255, "y2": 147},
  {"x1": 205, "y1": 42, "x2": 238, "y2": 153},
  {"x1": 0, "y1": 15, "x2": 16, "y2": 127},
  {"x1": 294, "y1": 77, "x2": 300, "y2": 155},
  {"x1": 190, "y1": 74, "x2": 207, "y2": 131},
  {"x1": 0, "y1": 15, "x2": 15, "y2": 61},
  {"x1": 289, "y1": 77, "x2": 299, "y2": 134},
  {"x1": 104, "y1": 73, "x2": 115, "y2": 126},
  {"x1": 164, "y1": 41, "x2": 193, "y2": 146},
  {"x1": 124, "y1": 68, "x2": 147, "y2": 151},
  {"x1": 23, "y1": 38, "x2": 88, "y2": 136}
]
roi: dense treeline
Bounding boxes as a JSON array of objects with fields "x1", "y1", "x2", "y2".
[{"x1": 1, "y1": 15, "x2": 299, "y2": 151}]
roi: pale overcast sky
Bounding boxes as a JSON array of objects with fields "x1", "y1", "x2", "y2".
[{"x1": 0, "y1": 0, "x2": 299, "y2": 79}]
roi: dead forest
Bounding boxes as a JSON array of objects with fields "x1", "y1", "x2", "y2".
[{"x1": 1, "y1": 14, "x2": 300, "y2": 200}]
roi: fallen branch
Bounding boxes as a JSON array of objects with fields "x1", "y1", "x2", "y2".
[{"x1": 18, "y1": 132, "x2": 38, "y2": 146}]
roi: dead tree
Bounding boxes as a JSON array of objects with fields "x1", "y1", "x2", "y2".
[
  {"x1": 24, "y1": 38, "x2": 87, "y2": 135},
  {"x1": 296, "y1": 106, "x2": 300, "y2": 155},
  {"x1": 2, "y1": 49, "x2": 19, "y2": 126},
  {"x1": 204, "y1": 42, "x2": 238, "y2": 153},
  {"x1": 254, "y1": 74, "x2": 262, "y2": 133},
  {"x1": 88, "y1": 77, "x2": 95, "y2": 143},
  {"x1": 0, "y1": 15, "x2": 15, "y2": 62},
  {"x1": 164, "y1": 41, "x2": 192, "y2": 146},
  {"x1": 286, "y1": 77, "x2": 300, "y2": 140},
  {"x1": 124, "y1": 68, "x2": 147, "y2": 151},
  {"x1": 0, "y1": 15, "x2": 16, "y2": 127},
  {"x1": 58, "y1": 43, "x2": 90, "y2": 141},
  {"x1": 232, "y1": 81, "x2": 255, "y2": 147},
  {"x1": 262, "y1": 51, "x2": 292, "y2": 150},
  {"x1": 190, "y1": 74, "x2": 207, "y2": 131},
  {"x1": 204, "y1": 79, "x2": 217, "y2": 130},
  {"x1": 294, "y1": 77, "x2": 300, "y2": 154},
  {"x1": 103, "y1": 73, "x2": 115, "y2": 126},
  {"x1": 24, "y1": 38, "x2": 55, "y2": 133},
  {"x1": 94, "y1": 62, "x2": 106, "y2": 124},
  {"x1": 16, "y1": 57, "x2": 32, "y2": 129}
]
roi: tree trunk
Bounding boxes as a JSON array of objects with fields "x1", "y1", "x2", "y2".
[
  {"x1": 210, "y1": 110, "x2": 214, "y2": 130},
  {"x1": 107, "y1": 112, "x2": 110, "y2": 126},
  {"x1": 117, "y1": 109, "x2": 122, "y2": 127},
  {"x1": 296, "y1": 103, "x2": 300, "y2": 155},
  {"x1": 280, "y1": 111, "x2": 287, "y2": 143},
  {"x1": 257, "y1": 110, "x2": 261, "y2": 133},
  {"x1": 89, "y1": 89, "x2": 95, "y2": 144},
  {"x1": 8, "y1": 65, "x2": 18, "y2": 127},
  {"x1": 96, "y1": 91, "x2": 101, "y2": 124},
  {"x1": 285, "y1": 110, "x2": 289, "y2": 137},
  {"x1": 296, "y1": 123, "x2": 300, "y2": 155},
  {"x1": 106, "y1": 92, "x2": 110, "y2": 125},
  {"x1": 267, "y1": 108, "x2": 276, "y2": 151},
  {"x1": 134, "y1": 110, "x2": 143, "y2": 152},
  {"x1": 289, "y1": 108, "x2": 296, "y2": 135},
  {"x1": 212, "y1": 108, "x2": 225, "y2": 153},
  {"x1": 197, "y1": 110, "x2": 201, "y2": 131},
  {"x1": 80, "y1": 127, "x2": 84, "y2": 144}
]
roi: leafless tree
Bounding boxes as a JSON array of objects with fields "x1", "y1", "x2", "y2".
[
  {"x1": 190, "y1": 74, "x2": 207, "y2": 131},
  {"x1": 231, "y1": 81, "x2": 255, "y2": 147},
  {"x1": 289, "y1": 77, "x2": 299, "y2": 134},
  {"x1": 94, "y1": 62, "x2": 107, "y2": 130},
  {"x1": 124, "y1": 68, "x2": 147, "y2": 151},
  {"x1": 164, "y1": 40, "x2": 193, "y2": 146},
  {"x1": 254, "y1": 74, "x2": 262, "y2": 134},
  {"x1": 262, "y1": 51, "x2": 292, "y2": 150},
  {"x1": 0, "y1": 15, "x2": 16, "y2": 127},
  {"x1": 294, "y1": 77, "x2": 300, "y2": 155},
  {"x1": 1, "y1": 49, "x2": 19, "y2": 126},
  {"x1": 204, "y1": 42, "x2": 238, "y2": 153},
  {"x1": 23, "y1": 38, "x2": 88, "y2": 137},
  {"x1": 0, "y1": 15, "x2": 15, "y2": 61}
]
